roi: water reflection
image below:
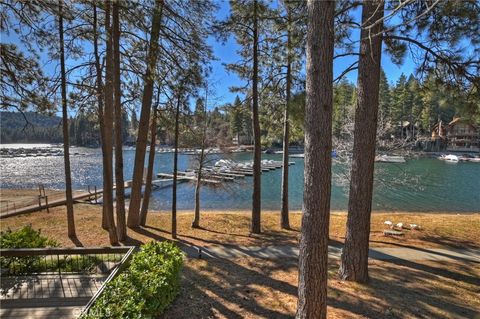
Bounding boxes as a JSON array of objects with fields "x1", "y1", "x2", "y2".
[{"x1": 1, "y1": 146, "x2": 479, "y2": 212}]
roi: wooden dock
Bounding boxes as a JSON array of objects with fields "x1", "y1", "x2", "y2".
[
  {"x1": 0, "y1": 179, "x2": 161, "y2": 219},
  {"x1": 156, "y1": 160, "x2": 295, "y2": 185},
  {"x1": 0, "y1": 188, "x2": 109, "y2": 219},
  {"x1": 1, "y1": 160, "x2": 294, "y2": 219},
  {"x1": 156, "y1": 173, "x2": 221, "y2": 185}
]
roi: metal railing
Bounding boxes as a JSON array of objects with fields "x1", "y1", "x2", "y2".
[
  {"x1": 0, "y1": 247, "x2": 135, "y2": 276},
  {"x1": 0, "y1": 246, "x2": 135, "y2": 317}
]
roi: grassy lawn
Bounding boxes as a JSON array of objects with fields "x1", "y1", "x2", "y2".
[
  {"x1": 1, "y1": 190, "x2": 479, "y2": 319},
  {"x1": 0, "y1": 200, "x2": 478, "y2": 250}
]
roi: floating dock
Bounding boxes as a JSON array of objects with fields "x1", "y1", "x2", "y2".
[{"x1": 156, "y1": 160, "x2": 295, "y2": 185}]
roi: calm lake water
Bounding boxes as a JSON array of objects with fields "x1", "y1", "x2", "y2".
[{"x1": 1, "y1": 144, "x2": 479, "y2": 212}]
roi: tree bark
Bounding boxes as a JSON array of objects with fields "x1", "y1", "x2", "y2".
[
  {"x1": 172, "y1": 92, "x2": 181, "y2": 239},
  {"x1": 280, "y1": 3, "x2": 292, "y2": 230},
  {"x1": 296, "y1": 1, "x2": 334, "y2": 318},
  {"x1": 251, "y1": 0, "x2": 261, "y2": 234},
  {"x1": 92, "y1": 3, "x2": 108, "y2": 230},
  {"x1": 140, "y1": 106, "x2": 158, "y2": 226},
  {"x1": 103, "y1": 0, "x2": 118, "y2": 245},
  {"x1": 192, "y1": 128, "x2": 206, "y2": 229},
  {"x1": 127, "y1": 0, "x2": 164, "y2": 228},
  {"x1": 58, "y1": 0, "x2": 75, "y2": 238},
  {"x1": 339, "y1": 0, "x2": 385, "y2": 283},
  {"x1": 112, "y1": 0, "x2": 126, "y2": 241},
  {"x1": 192, "y1": 149, "x2": 203, "y2": 228}
]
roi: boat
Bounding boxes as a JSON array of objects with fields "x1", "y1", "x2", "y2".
[
  {"x1": 375, "y1": 155, "x2": 406, "y2": 163},
  {"x1": 289, "y1": 154, "x2": 304, "y2": 158},
  {"x1": 439, "y1": 154, "x2": 459, "y2": 162}
]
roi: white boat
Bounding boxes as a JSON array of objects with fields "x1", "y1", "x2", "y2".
[
  {"x1": 375, "y1": 155, "x2": 406, "y2": 163},
  {"x1": 439, "y1": 154, "x2": 459, "y2": 162},
  {"x1": 469, "y1": 157, "x2": 480, "y2": 163},
  {"x1": 289, "y1": 154, "x2": 305, "y2": 158}
]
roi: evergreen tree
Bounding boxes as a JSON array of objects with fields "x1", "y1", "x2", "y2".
[
  {"x1": 217, "y1": 0, "x2": 274, "y2": 233},
  {"x1": 296, "y1": 0, "x2": 334, "y2": 317},
  {"x1": 333, "y1": 79, "x2": 355, "y2": 138},
  {"x1": 378, "y1": 69, "x2": 391, "y2": 134},
  {"x1": 339, "y1": 0, "x2": 385, "y2": 284}
]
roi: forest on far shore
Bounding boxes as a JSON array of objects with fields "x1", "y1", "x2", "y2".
[{"x1": 2, "y1": 69, "x2": 478, "y2": 149}]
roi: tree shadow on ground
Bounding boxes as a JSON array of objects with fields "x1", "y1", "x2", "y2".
[
  {"x1": 159, "y1": 251, "x2": 479, "y2": 319},
  {"x1": 370, "y1": 239, "x2": 480, "y2": 264},
  {"x1": 160, "y1": 254, "x2": 298, "y2": 319},
  {"x1": 68, "y1": 235, "x2": 84, "y2": 247},
  {"x1": 416, "y1": 234, "x2": 480, "y2": 250},
  {"x1": 120, "y1": 235, "x2": 144, "y2": 247},
  {"x1": 352, "y1": 259, "x2": 480, "y2": 319},
  {"x1": 143, "y1": 222, "x2": 300, "y2": 246},
  {"x1": 130, "y1": 227, "x2": 170, "y2": 243}
]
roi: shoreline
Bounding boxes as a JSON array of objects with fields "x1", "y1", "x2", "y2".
[
  {"x1": 158, "y1": 209, "x2": 480, "y2": 215},
  {"x1": 1, "y1": 202, "x2": 478, "y2": 250},
  {"x1": 1, "y1": 188, "x2": 478, "y2": 216}
]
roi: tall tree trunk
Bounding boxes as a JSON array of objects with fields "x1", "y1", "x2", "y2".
[
  {"x1": 92, "y1": 3, "x2": 108, "y2": 230},
  {"x1": 112, "y1": 0, "x2": 126, "y2": 241},
  {"x1": 192, "y1": 129, "x2": 206, "y2": 229},
  {"x1": 140, "y1": 106, "x2": 158, "y2": 226},
  {"x1": 339, "y1": 0, "x2": 385, "y2": 283},
  {"x1": 296, "y1": 0, "x2": 334, "y2": 318},
  {"x1": 192, "y1": 150, "x2": 203, "y2": 228},
  {"x1": 103, "y1": 0, "x2": 118, "y2": 245},
  {"x1": 280, "y1": 4, "x2": 292, "y2": 230},
  {"x1": 127, "y1": 0, "x2": 164, "y2": 228},
  {"x1": 172, "y1": 92, "x2": 181, "y2": 239},
  {"x1": 192, "y1": 85, "x2": 208, "y2": 229},
  {"x1": 58, "y1": 0, "x2": 75, "y2": 238},
  {"x1": 251, "y1": 0, "x2": 261, "y2": 234}
]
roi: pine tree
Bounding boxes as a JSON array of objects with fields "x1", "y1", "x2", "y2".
[
  {"x1": 296, "y1": 0, "x2": 334, "y2": 317},
  {"x1": 339, "y1": 0, "x2": 385, "y2": 283},
  {"x1": 127, "y1": 0, "x2": 164, "y2": 228},
  {"x1": 103, "y1": 0, "x2": 119, "y2": 244},
  {"x1": 218, "y1": 0, "x2": 274, "y2": 233},
  {"x1": 58, "y1": 0, "x2": 76, "y2": 238},
  {"x1": 378, "y1": 69, "x2": 391, "y2": 134},
  {"x1": 113, "y1": 0, "x2": 126, "y2": 241}
]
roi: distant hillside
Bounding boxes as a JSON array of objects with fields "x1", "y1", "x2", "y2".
[{"x1": 0, "y1": 111, "x2": 63, "y2": 143}]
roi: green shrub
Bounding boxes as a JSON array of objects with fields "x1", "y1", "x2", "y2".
[
  {"x1": 0, "y1": 225, "x2": 58, "y2": 274},
  {"x1": 82, "y1": 241, "x2": 184, "y2": 319},
  {"x1": 0, "y1": 225, "x2": 58, "y2": 249}
]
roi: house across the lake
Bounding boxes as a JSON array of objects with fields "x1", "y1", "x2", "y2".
[{"x1": 431, "y1": 117, "x2": 480, "y2": 152}]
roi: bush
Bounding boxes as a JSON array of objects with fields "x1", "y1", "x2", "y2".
[
  {"x1": 0, "y1": 225, "x2": 58, "y2": 249},
  {"x1": 82, "y1": 241, "x2": 184, "y2": 319},
  {"x1": 0, "y1": 225, "x2": 58, "y2": 274}
]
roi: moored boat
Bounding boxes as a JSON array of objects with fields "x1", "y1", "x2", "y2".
[
  {"x1": 439, "y1": 154, "x2": 459, "y2": 162},
  {"x1": 375, "y1": 155, "x2": 406, "y2": 163}
]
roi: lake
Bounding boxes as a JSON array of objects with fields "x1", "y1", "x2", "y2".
[{"x1": 1, "y1": 144, "x2": 479, "y2": 212}]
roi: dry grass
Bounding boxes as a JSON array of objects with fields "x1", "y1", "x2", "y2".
[
  {"x1": 1, "y1": 189, "x2": 479, "y2": 319},
  {"x1": 0, "y1": 201, "x2": 478, "y2": 250},
  {"x1": 162, "y1": 257, "x2": 480, "y2": 319},
  {"x1": 0, "y1": 188, "x2": 83, "y2": 213}
]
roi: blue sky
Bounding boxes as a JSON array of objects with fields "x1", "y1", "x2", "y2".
[
  {"x1": 209, "y1": 0, "x2": 416, "y2": 106},
  {"x1": 4, "y1": 0, "x2": 417, "y2": 112}
]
